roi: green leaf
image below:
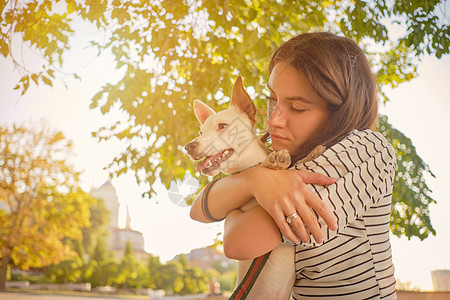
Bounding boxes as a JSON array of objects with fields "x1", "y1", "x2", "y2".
[
  {"x1": 31, "y1": 74, "x2": 39, "y2": 85},
  {"x1": 42, "y1": 76, "x2": 53, "y2": 87},
  {"x1": 0, "y1": 38, "x2": 9, "y2": 57},
  {"x1": 67, "y1": 0, "x2": 77, "y2": 14}
]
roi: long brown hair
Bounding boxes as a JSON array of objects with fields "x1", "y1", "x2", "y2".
[{"x1": 268, "y1": 32, "x2": 378, "y2": 160}]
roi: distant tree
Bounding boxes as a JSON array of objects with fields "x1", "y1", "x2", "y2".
[
  {"x1": 147, "y1": 254, "x2": 163, "y2": 289},
  {"x1": 214, "y1": 269, "x2": 237, "y2": 293},
  {"x1": 178, "y1": 265, "x2": 208, "y2": 295},
  {"x1": 43, "y1": 238, "x2": 86, "y2": 284},
  {"x1": 147, "y1": 254, "x2": 208, "y2": 294},
  {"x1": 173, "y1": 254, "x2": 208, "y2": 295},
  {"x1": 177, "y1": 254, "x2": 189, "y2": 269},
  {"x1": 44, "y1": 256, "x2": 83, "y2": 284},
  {"x1": 0, "y1": 121, "x2": 92, "y2": 290},
  {"x1": 82, "y1": 236, "x2": 117, "y2": 287},
  {"x1": 44, "y1": 197, "x2": 111, "y2": 285},
  {"x1": 80, "y1": 259, "x2": 97, "y2": 285},
  {"x1": 211, "y1": 256, "x2": 236, "y2": 274},
  {"x1": 158, "y1": 261, "x2": 184, "y2": 294},
  {"x1": 2, "y1": 0, "x2": 448, "y2": 240},
  {"x1": 70, "y1": 238, "x2": 85, "y2": 262},
  {"x1": 89, "y1": 229, "x2": 112, "y2": 263},
  {"x1": 116, "y1": 241, "x2": 149, "y2": 289},
  {"x1": 86, "y1": 257, "x2": 119, "y2": 288},
  {"x1": 82, "y1": 197, "x2": 110, "y2": 259}
]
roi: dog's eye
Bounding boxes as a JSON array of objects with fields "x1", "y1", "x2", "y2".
[
  {"x1": 218, "y1": 123, "x2": 228, "y2": 130},
  {"x1": 199, "y1": 131, "x2": 202, "y2": 135}
]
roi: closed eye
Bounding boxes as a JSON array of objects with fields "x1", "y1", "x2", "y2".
[{"x1": 290, "y1": 106, "x2": 306, "y2": 113}]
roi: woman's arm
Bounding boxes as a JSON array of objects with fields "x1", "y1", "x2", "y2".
[
  {"x1": 190, "y1": 171, "x2": 253, "y2": 223},
  {"x1": 246, "y1": 167, "x2": 337, "y2": 244},
  {"x1": 221, "y1": 130, "x2": 397, "y2": 258},
  {"x1": 190, "y1": 165, "x2": 338, "y2": 244},
  {"x1": 279, "y1": 130, "x2": 397, "y2": 247},
  {"x1": 223, "y1": 205, "x2": 281, "y2": 260}
]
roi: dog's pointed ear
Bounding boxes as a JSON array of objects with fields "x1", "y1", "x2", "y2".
[
  {"x1": 230, "y1": 76, "x2": 256, "y2": 126},
  {"x1": 193, "y1": 100, "x2": 216, "y2": 124}
]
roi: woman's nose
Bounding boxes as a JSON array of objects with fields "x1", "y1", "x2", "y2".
[{"x1": 268, "y1": 105, "x2": 287, "y2": 127}]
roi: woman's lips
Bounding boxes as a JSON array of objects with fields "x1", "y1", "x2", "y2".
[{"x1": 270, "y1": 132, "x2": 289, "y2": 142}]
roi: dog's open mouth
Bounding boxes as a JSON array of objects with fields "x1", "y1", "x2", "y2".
[{"x1": 196, "y1": 149, "x2": 234, "y2": 173}]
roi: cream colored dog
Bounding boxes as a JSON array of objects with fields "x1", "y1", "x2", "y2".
[{"x1": 185, "y1": 76, "x2": 295, "y2": 299}]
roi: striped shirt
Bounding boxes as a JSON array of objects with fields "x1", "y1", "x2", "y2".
[{"x1": 283, "y1": 129, "x2": 397, "y2": 299}]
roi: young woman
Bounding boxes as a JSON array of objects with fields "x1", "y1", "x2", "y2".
[{"x1": 190, "y1": 32, "x2": 397, "y2": 299}]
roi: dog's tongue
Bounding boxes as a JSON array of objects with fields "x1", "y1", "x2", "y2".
[
  {"x1": 196, "y1": 153, "x2": 222, "y2": 172},
  {"x1": 196, "y1": 159, "x2": 208, "y2": 172}
]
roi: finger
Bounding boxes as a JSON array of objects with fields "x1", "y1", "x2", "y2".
[
  {"x1": 274, "y1": 209, "x2": 299, "y2": 244},
  {"x1": 303, "y1": 188, "x2": 338, "y2": 231},
  {"x1": 286, "y1": 182, "x2": 323, "y2": 242},
  {"x1": 288, "y1": 214, "x2": 310, "y2": 243},
  {"x1": 293, "y1": 198, "x2": 323, "y2": 244},
  {"x1": 296, "y1": 170, "x2": 336, "y2": 186},
  {"x1": 302, "y1": 208, "x2": 323, "y2": 244}
]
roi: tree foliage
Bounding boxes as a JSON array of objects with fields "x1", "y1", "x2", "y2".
[
  {"x1": 0, "y1": 121, "x2": 92, "y2": 290},
  {"x1": 378, "y1": 116, "x2": 436, "y2": 240},
  {"x1": 44, "y1": 256, "x2": 84, "y2": 284},
  {"x1": 0, "y1": 0, "x2": 77, "y2": 93},
  {"x1": 2, "y1": 0, "x2": 448, "y2": 242},
  {"x1": 82, "y1": 197, "x2": 110, "y2": 259},
  {"x1": 153, "y1": 255, "x2": 208, "y2": 295},
  {"x1": 114, "y1": 241, "x2": 149, "y2": 289},
  {"x1": 44, "y1": 197, "x2": 113, "y2": 286}
]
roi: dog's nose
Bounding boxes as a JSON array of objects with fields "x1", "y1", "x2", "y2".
[{"x1": 185, "y1": 142, "x2": 198, "y2": 153}]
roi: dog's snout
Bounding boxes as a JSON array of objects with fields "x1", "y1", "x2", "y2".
[{"x1": 185, "y1": 141, "x2": 198, "y2": 153}]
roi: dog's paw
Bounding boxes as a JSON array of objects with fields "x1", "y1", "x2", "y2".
[
  {"x1": 261, "y1": 149, "x2": 291, "y2": 170},
  {"x1": 295, "y1": 145, "x2": 326, "y2": 166},
  {"x1": 276, "y1": 149, "x2": 291, "y2": 169},
  {"x1": 304, "y1": 145, "x2": 326, "y2": 162}
]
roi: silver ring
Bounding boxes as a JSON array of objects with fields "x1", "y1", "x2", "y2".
[{"x1": 286, "y1": 212, "x2": 299, "y2": 224}]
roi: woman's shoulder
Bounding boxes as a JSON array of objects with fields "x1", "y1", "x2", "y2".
[
  {"x1": 294, "y1": 129, "x2": 396, "y2": 176},
  {"x1": 325, "y1": 129, "x2": 395, "y2": 161},
  {"x1": 333, "y1": 129, "x2": 393, "y2": 152}
]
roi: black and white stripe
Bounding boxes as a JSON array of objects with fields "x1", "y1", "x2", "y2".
[{"x1": 285, "y1": 129, "x2": 397, "y2": 299}]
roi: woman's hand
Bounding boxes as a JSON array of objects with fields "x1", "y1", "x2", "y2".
[{"x1": 245, "y1": 166, "x2": 338, "y2": 244}]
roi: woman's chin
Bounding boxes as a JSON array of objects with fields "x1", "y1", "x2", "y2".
[{"x1": 271, "y1": 143, "x2": 292, "y2": 154}]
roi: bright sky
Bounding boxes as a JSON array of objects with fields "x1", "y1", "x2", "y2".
[{"x1": 1, "y1": 20, "x2": 449, "y2": 291}]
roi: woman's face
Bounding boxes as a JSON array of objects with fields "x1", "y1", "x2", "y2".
[{"x1": 267, "y1": 60, "x2": 329, "y2": 156}]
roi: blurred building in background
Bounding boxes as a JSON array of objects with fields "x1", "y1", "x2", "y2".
[
  {"x1": 90, "y1": 181, "x2": 148, "y2": 261},
  {"x1": 432, "y1": 269, "x2": 450, "y2": 292}
]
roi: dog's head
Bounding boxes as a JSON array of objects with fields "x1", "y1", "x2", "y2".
[{"x1": 185, "y1": 76, "x2": 258, "y2": 176}]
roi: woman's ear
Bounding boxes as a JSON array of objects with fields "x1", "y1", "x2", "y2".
[
  {"x1": 230, "y1": 76, "x2": 256, "y2": 127},
  {"x1": 193, "y1": 100, "x2": 216, "y2": 124}
]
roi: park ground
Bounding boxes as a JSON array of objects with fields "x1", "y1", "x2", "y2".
[
  {"x1": 0, "y1": 290, "x2": 228, "y2": 300},
  {"x1": 3, "y1": 290, "x2": 450, "y2": 300},
  {"x1": 0, "y1": 291, "x2": 227, "y2": 300}
]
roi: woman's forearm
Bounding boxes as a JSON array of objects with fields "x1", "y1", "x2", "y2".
[
  {"x1": 223, "y1": 205, "x2": 281, "y2": 260},
  {"x1": 190, "y1": 170, "x2": 255, "y2": 223}
]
